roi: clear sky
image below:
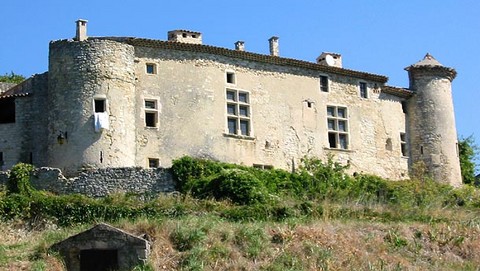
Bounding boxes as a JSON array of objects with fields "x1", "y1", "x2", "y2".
[{"x1": 2, "y1": 0, "x2": 479, "y2": 156}]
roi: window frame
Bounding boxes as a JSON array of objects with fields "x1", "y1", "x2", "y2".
[
  {"x1": 225, "y1": 88, "x2": 252, "y2": 137},
  {"x1": 146, "y1": 63, "x2": 157, "y2": 75},
  {"x1": 359, "y1": 82, "x2": 368, "y2": 98},
  {"x1": 148, "y1": 158, "x2": 160, "y2": 168},
  {"x1": 226, "y1": 71, "x2": 236, "y2": 85},
  {"x1": 320, "y1": 75, "x2": 329, "y2": 92},
  {"x1": 144, "y1": 98, "x2": 159, "y2": 128},
  {"x1": 327, "y1": 105, "x2": 349, "y2": 150},
  {"x1": 400, "y1": 133, "x2": 408, "y2": 157},
  {"x1": 94, "y1": 98, "x2": 106, "y2": 113}
]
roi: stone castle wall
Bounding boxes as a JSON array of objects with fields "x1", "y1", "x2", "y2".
[
  {"x1": 0, "y1": 74, "x2": 49, "y2": 170},
  {"x1": 47, "y1": 39, "x2": 137, "y2": 174},
  {"x1": 133, "y1": 47, "x2": 409, "y2": 179},
  {"x1": 0, "y1": 167, "x2": 175, "y2": 197}
]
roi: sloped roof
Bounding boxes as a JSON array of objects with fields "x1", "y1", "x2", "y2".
[
  {"x1": 382, "y1": 85, "x2": 413, "y2": 98},
  {"x1": 96, "y1": 37, "x2": 389, "y2": 83},
  {"x1": 405, "y1": 53, "x2": 456, "y2": 81}
]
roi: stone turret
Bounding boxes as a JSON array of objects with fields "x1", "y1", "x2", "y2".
[{"x1": 406, "y1": 53, "x2": 461, "y2": 186}]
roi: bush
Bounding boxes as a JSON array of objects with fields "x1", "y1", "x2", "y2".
[
  {"x1": 207, "y1": 169, "x2": 269, "y2": 205},
  {"x1": 6, "y1": 163, "x2": 35, "y2": 196}
]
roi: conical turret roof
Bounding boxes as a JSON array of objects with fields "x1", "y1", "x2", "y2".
[
  {"x1": 405, "y1": 53, "x2": 456, "y2": 81},
  {"x1": 410, "y1": 53, "x2": 443, "y2": 68}
]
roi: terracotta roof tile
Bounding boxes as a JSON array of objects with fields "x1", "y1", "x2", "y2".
[{"x1": 382, "y1": 85, "x2": 413, "y2": 98}]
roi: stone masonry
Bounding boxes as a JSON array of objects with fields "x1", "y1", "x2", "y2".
[{"x1": 0, "y1": 20, "x2": 462, "y2": 186}]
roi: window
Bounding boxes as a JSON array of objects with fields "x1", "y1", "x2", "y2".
[
  {"x1": 226, "y1": 89, "x2": 251, "y2": 136},
  {"x1": 146, "y1": 63, "x2": 156, "y2": 74},
  {"x1": 0, "y1": 152, "x2": 4, "y2": 166},
  {"x1": 0, "y1": 98, "x2": 15, "y2": 123},
  {"x1": 148, "y1": 158, "x2": 160, "y2": 168},
  {"x1": 327, "y1": 106, "x2": 349, "y2": 149},
  {"x1": 94, "y1": 99, "x2": 106, "y2": 113},
  {"x1": 226, "y1": 71, "x2": 236, "y2": 84},
  {"x1": 400, "y1": 133, "x2": 407, "y2": 156},
  {"x1": 320, "y1": 75, "x2": 329, "y2": 92},
  {"x1": 144, "y1": 99, "x2": 158, "y2": 128},
  {"x1": 359, "y1": 82, "x2": 368, "y2": 98},
  {"x1": 253, "y1": 164, "x2": 274, "y2": 170}
]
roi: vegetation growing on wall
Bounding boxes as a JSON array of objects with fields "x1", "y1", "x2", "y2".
[{"x1": 0, "y1": 72, "x2": 25, "y2": 84}]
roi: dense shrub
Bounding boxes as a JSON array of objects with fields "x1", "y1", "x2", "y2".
[
  {"x1": 6, "y1": 163, "x2": 35, "y2": 196},
  {"x1": 206, "y1": 169, "x2": 269, "y2": 205}
]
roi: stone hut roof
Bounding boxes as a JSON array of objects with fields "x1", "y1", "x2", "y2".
[{"x1": 52, "y1": 223, "x2": 150, "y2": 271}]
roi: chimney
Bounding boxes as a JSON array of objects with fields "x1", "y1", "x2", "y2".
[
  {"x1": 75, "y1": 19, "x2": 88, "y2": 41},
  {"x1": 269, "y1": 36, "x2": 279, "y2": 56},
  {"x1": 316, "y1": 52, "x2": 342, "y2": 68},
  {"x1": 235, "y1": 41, "x2": 245, "y2": 51}
]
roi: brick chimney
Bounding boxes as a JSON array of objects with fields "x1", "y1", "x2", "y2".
[
  {"x1": 235, "y1": 41, "x2": 245, "y2": 51},
  {"x1": 269, "y1": 36, "x2": 279, "y2": 56},
  {"x1": 75, "y1": 19, "x2": 88, "y2": 41}
]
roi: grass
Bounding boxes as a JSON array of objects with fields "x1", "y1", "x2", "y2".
[{"x1": 0, "y1": 197, "x2": 479, "y2": 270}]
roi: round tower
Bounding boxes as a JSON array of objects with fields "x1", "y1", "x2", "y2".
[
  {"x1": 406, "y1": 53, "x2": 461, "y2": 186},
  {"x1": 47, "y1": 38, "x2": 137, "y2": 174}
]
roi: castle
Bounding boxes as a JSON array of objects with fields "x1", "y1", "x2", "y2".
[{"x1": 0, "y1": 20, "x2": 462, "y2": 186}]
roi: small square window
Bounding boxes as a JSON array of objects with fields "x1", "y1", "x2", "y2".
[
  {"x1": 226, "y1": 91, "x2": 236, "y2": 101},
  {"x1": 239, "y1": 106, "x2": 248, "y2": 117},
  {"x1": 238, "y1": 92, "x2": 248, "y2": 103},
  {"x1": 360, "y1": 82, "x2": 368, "y2": 98},
  {"x1": 327, "y1": 107, "x2": 335, "y2": 117},
  {"x1": 148, "y1": 158, "x2": 159, "y2": 168},
  {"x1": 226, "y1": 72, "x2": 236, "y2": 84},
  {"x1": 227, "y1": 104, "x2": 236, "y2": 115},
  {"x1": 146, "y1": 63, "x2": 156, "y2": 74},
  {"x1": 94, "y1": 99, "x2": 106, "y2": 113},
  {"x1": 337, "y1": 108, "x2": 346, "y2": 118}
]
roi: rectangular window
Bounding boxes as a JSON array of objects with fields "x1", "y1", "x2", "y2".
[
  {"x1": 400, "y1": 133, "x2": 407, "y2": 156},
  {"x1": 360, "y1": 82, "x2": 368, "y2": 98},
  {"x1": 146, "y1": 63, "x2": 156, "y2": 74},
  {"x1": 320, "y1": 76, "x2": 329, "y2": 92},
  {"x1": 253, "y1": 164, "x2": 274, "y2": 170},
  {"x1": 226, "y1": 71, "x2": 236, "y2": 84},
  {"x1": 327, "y1": 105, "x2": 349, "y2": 150},
  {"x1": 94, "y1": 99, "x2": 106, "y2": 113},
  {"x1": 0, "y1": 152, "x2": 4, "y2": 166},
  {"x1": 144, "y1": 99, "x2": 158, "y2": 128},
  {"x1": 226, "y1": 89, "x2": 251, "y2": 136},
  {"x1": 0, "y1": 98, "x2": 15, "y2": 123},
  {"x1": 148, "y1": 158, "x2": 160, "y2": 168}
]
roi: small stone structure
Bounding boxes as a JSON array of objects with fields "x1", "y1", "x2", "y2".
[
  {"x1": 52, "y1": 223, "x2": 150, "y2": 271},
  {"x1": 0, "y1": 167, "x2": 174, "y2": 197}
]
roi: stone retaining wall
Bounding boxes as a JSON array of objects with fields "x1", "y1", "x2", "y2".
[{"x1": 0, "y1": 167, "x2": 175, "y2": 197}]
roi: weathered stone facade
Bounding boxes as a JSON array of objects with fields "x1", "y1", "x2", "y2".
[{"x1": 0, "y1": 20, "x2": 462, "y2": 186}]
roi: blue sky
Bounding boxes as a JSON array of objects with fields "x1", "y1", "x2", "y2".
[{"x1": 2, "y1": 1, "x2": 479, "y2": 153}]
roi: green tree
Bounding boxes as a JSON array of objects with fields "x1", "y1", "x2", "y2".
[
  {"x1": 458, "y1": 136, "x2": 478, "y2": 185},
  {"x1": 0, "y1": 72, "x2": 25, "y2": 84}
]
